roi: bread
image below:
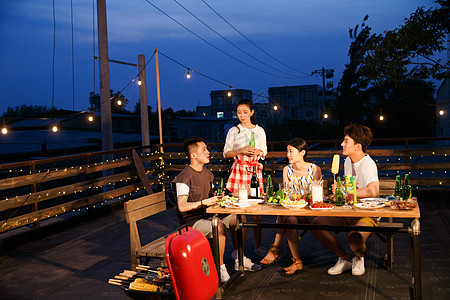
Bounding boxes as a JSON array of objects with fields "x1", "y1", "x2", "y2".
[{"x1": 129, "y1": 278, "x2": 159, "y2": 292}]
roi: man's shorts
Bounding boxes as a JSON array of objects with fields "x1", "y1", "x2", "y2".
[
  {"x1": 192, "y1": 214, "x2": 233, "y2": 239},
  {"x1": 338, "y1": 217, "x2": 379, "y2": 227}
]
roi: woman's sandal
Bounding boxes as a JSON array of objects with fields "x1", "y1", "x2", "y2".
[
  {"x1": 260, "y1": 244, "x2": 281, "y2": 266},
  {"x1": 280, "y1": 258, "x2": 303, "y2": 277}
]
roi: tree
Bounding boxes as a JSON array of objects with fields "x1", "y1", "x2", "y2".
[
  {"x1": 362, "y1": 1, "x2": 449, "y2": 84},
  {"x1": 89, "y1": 90, "x2": 130, "y2": 113},
  {"x1": 2, "y1": 105, "x2": 57, "y2": 118}
]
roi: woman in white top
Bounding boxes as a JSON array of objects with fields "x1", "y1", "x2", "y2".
[{"x1": 223, "y1": 99, "x2": 267, "y2": 257}]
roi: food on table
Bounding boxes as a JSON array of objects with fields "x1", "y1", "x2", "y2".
[
  {"x1": 129, "y1": 278, "x2": 160, "y2": 292},
  {"x1": 281, "y1": 197, "x2": 307, "y2": 206},
  {"x1": 357, "y1": 202, "x2": 383, "y2": 208},
  {"x1": 331, "y1": 154, "x2": 340, "y2": 174},
  {"x1": 267, "y1": 189, "x2": 287, "y2": 204},
  {"x1": 389, "y1": 198, "x2": 417, "y2": 210},
  {"x1": 219, "y1": 195, "x2": 238, "y2": 207},
  {"x1": 310, "y1": 202, "x2": 333, "y2": 209}
]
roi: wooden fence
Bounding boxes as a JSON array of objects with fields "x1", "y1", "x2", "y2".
[{"x1": 1, "y1": 137, "x2": 449, "y2": 234}]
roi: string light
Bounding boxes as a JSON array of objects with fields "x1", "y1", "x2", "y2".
[
  {"x1": 273, "y1": 105, "x2": 278, "y2": 111},
  {"x1": 439, "y1": 109, "x2": 445, "y2": 116},
  {"x1": 323, "y1": 113, "x2": 329, "y2": 119},
  {"x1": 1, "y1": 126, "x2": 7, "y2": 135},
  {"x1": 52, "y1": 124, "x2": 58, "y2": 133},
  {"x1": 138, "y1": 79, "x2": 142, "y2": 86},
  {"x1": 379, "y1": 114, "x2": 384, "y2": 121},
  {"x1": 88, "y1": 115, "x2": 94, "y2": 122},
  {"x1": 117, "y1": 99, "x2": 122, "y2": 106},
  {"x1": 186, "y1": 69, "x2": 191, "y2": 79}
]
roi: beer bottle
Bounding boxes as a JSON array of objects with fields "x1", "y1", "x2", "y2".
[
  {"x1": 249, "y1": 132, "x2": 255, "y2": 147},
  {"x1": 403, "y1": 173, "x2": 412, "y2": 199},
  {"x1": 250, "y1": 166, "x2": 260, "y2": 198},
  {"x1": 266, "y1": 174, "x2": 274, "y2": 197},
  {"x1": 394, "y1": 175, "x2": 402, "y2": 199},
  {"x1": 217, "y1": 178, "x2": 224, "y2": 196},
  {"x1": 335, "y1": 176, "x2": 344, "y2": 206}
]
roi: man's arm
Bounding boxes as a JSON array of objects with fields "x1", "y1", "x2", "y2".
[
  {"x1": 177, "y1": 194, "x2": 219, "y2": 212},
  {"x1": 356, "y1": 181, "x2": 380, "y2": 198}
]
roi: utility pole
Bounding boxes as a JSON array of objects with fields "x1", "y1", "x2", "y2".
[
  {"x1": 138, "y1": 54, "x2": 150, "y2": 153},
  {"x1": 312, "y1": 67, "x2": 334, "y2": 118},
  {"x1": 155, "y1": 48, "x2": 163, "y2": 153},
  {"x1": 97, "y1": 0, "x2": 113, "y2": 155}
]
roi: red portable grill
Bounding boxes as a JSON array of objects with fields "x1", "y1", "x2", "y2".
[{"x1": 165, "y1": 226, "x2": 218, "y2": 300}]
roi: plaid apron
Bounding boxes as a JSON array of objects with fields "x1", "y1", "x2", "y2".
[{"x1": 226, "y1": 154, "x2": 264, "y2": 194}]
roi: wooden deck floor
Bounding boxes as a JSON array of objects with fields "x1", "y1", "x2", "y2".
[{"x1": 0, "y1": 190, "x2": 449, "y2": 300}]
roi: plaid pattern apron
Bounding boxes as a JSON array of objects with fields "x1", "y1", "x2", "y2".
[{"x1": 226, "y1": 154, "x2": 264, "y2": 194}]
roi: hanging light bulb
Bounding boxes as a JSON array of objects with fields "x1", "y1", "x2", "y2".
[
  {"x1": 379, "y1": 114, "x2": 384, "y2": 121},
  {"x1": 52, "y1": 124, "x2": 58, "y2": 132},
  {"x1": 1, "y1": 126, "x2": 7, "y2": 135},
  {"x1": 227, "y1": 91, "x2": 232, "y2": 97},
  {"x1": 273, "y1": 105, "x2": 278, "y2": 111},
  {"x1": 323, "y1": 113, "x2": 329, "y2": 119},
  {"x1": 117, "y1": 99, "x2": 122, "y2": 106},
  {"x1": 138, "y1": 79, "x2": 142, "y2": 86},
  {"x1": 186, "y1": 69, "x2": 191, "y2": 79},
  {"x1": 439, "y1": 109, "x2": 445, "y2": 116},
  {"x1": 88, "y1": 115, "x2": 94, "y2": 122}
]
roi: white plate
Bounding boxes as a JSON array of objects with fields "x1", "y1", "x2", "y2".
[
  {"x1": 359, "y1": 197, "x2": 388, "y2": 202},
  {"x1": 354, "y1": 202, "x2": 385, "y2": 209},
  {"x1": 224, "y1": 202, "x2": 252, "y2": 208},
  {"x1": 310, "y1": 205, "x2": 334, "y2": 210},
  {"x1": 241, "y1": 199, "x2": 264, "y2": 204},
  {"x1": 281, "y1": 203, "x2": 308, "y2": 209}
]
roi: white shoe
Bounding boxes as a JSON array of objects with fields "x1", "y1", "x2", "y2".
[
  {"x1": 220, "y1": 264, "x2": 230, "y2": 283},
  {"x1": 255, "y1": 246, "x2": 268, "y2": 257},
  {"x1": 327, "y1": 258, "x2": 352, "y2": 275},
  {"x1": 235, "y1": 256, "x2": 262, "y2": 272},
  {"x1": 352, "y1": 256, "x2": 365, "y2": 276}
]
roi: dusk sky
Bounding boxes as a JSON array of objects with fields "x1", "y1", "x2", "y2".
[{"x1": 0, "y1": 0, "x2": 441, "y2": 115}]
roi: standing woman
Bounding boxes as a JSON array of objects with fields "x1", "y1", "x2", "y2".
[{"x1": 223, "y1": 99, "x2": 267, "y2": 257}]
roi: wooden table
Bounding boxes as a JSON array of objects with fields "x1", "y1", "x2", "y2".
[{"x1": 207, "y1": 202, "x2": 421, "y2": 300}]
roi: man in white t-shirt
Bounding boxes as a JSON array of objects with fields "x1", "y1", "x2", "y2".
[{"x1": 312, "y1": 123, "x2": 379, "y2": 276}]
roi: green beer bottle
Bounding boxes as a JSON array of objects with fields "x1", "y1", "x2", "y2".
[
  {"x1": 403, "y1": 173, "x2": 412, "y2": 199},
  {"x1": 394, "y1": 175, "x2": 402, "y2": 199},
  {"x1": 266, "y1": 174, "x2": 274, "y2": 197},
  {"x1": 217, "y1": 178, "x2": 224, "y2": 196},
  {"x1": 335, "y1": 176, "x2": 344, "y2": 206},
  {"x1": 249, "y1": 132, "x2": 255, "y2": 147}
]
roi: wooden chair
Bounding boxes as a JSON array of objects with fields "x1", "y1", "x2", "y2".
[{"x1": 124, "y1": 191, "x2": 167, "y2": 270}]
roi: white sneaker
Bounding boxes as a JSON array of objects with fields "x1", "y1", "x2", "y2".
[
  {"x1": 255, "y1": 246, "x2": 268, "y2": 257},
  {"x1": 327, "y1": 258, "x2": 352, "y2": 275},
  {"x1": 220, "y1": 264, "x2": 230, "y2": 283},
  {"x1": 352, "y1": 256, "x2": 365, "y2": 276},
  {"x1": 235, "y1": 256, "x2": 262, "y2": 272}
]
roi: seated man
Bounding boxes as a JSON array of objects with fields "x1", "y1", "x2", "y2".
[
  {"x1": 312, "y1": 123, "x2": 380, "y2": 276},
  {"x1": 172, "y1": 137, "x2": 261, "y2": 283}
]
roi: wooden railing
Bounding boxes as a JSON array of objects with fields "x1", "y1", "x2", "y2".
[{"x1": 1, "y1": 138, "x2": 449, "y2": 234}]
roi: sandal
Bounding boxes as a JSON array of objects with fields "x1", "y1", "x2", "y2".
[
  {"x1": 260, "y1": 244, "x2": 281, "y2": 266},
  {"x1": 280, "y1": 258, "x2": 303, "y2": 277}
]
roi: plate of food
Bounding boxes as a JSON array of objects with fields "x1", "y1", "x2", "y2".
[
  {"x1": 354, "y1": 202, "x2": 386, "y2": 209},
  {"x1": 219, "y1": 195, "x2": 238, "y2": 207},
  {"x1": 359, "y1": 197, "x2": 389, "y2": 202},
  {"x1": 241, "y1": 198, "x2": 265, "y2": 204},
  {"x1": 280, "y1": 199, "x2": 308, "y2": 209},
  {"x1": 224, "y1": 202, "x2": 252, "y2": 208},
  {"x1": 310, "y1": 202, "x2": 334, "y2": 210},
  {"x1": 388, "y1": 199, "x2": 417, "y2": 210}
]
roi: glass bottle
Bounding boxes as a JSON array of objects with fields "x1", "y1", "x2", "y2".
[
  {"x1": 403, "y1": 173, "x2": 412, "y2": 199},
  {"x1": 335, "y1": 176, "x2": 344, "y2": 206},
  {"x1": 394, "y1": 175, "x2": 402, "y2": 199},
  {"x1": 250, "y1": 166, "x2": 260, "y2": 198},
  {"x1": 266, "y1": 174, "x2": 274, "y2": 197},
  {"x1": 217, "y1": 178, "x2": 224, "y2": 196},
  {"x1": 249, "y1": 132, "x2": 255, "y2": 147}
]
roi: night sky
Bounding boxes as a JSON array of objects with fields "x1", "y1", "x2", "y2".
[{"x1": 0, "y1": 0, "x2": 441, "y2": 115}]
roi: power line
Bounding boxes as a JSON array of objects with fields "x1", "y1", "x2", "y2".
[
  {"x1": 142, "y1": 0, "x2": 300, "y2": 79},
  {"x1": 201, "y1": 0, "x2": 309, "y2": 77},
  {"x1": 172, "y1": 0, "x2": 305, "y2": 79}
]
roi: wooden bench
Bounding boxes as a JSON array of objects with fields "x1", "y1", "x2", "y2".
[{"x1": 124, "y1": 191, "x2": 168, "y2": 270}]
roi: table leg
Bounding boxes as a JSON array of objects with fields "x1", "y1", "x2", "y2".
[
  {"x1": 212, "y1": 215, "x2": 223, "y2": 299},
  {"x1": 410, "y1": 218, "x2": 422, "y2": 300},
  {"x1": 236, "y1": 214, "x2": 244, "y2": 273}
]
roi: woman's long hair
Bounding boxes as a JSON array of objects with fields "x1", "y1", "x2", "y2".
[
  {"x1": 287, "y1": 138, "x2": 312, "y2": 163},
  {"x1": 235, "y1": 99, "x2": 257, "y2": 132}
]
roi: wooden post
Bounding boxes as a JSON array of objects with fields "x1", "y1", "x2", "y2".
[{"x1": 138, "y1": 54, "x2": 150, "y2": 154}]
